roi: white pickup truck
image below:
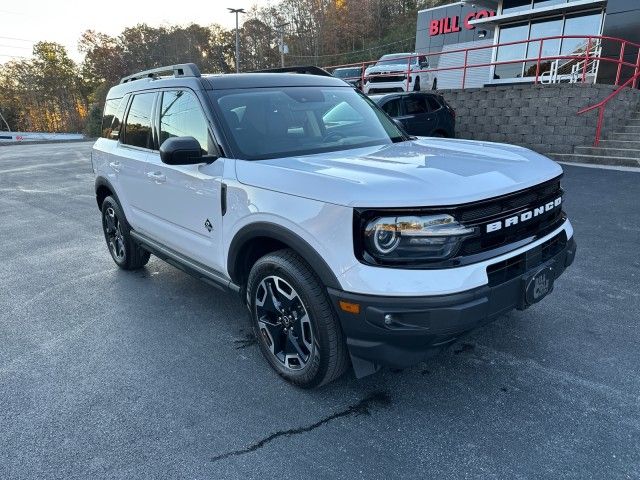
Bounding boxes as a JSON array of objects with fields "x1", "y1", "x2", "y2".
[{"x1": 363, "y1": 53, "x2": 436, "y2": 94}]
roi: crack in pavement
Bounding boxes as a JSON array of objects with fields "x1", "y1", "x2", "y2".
[{"x1": 210, "y1": 390, "x2": 392, "y2": 462}]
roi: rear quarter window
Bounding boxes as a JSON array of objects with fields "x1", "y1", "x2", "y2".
[{"x1": 101, "y1": 98, "x2": 121, "y2": 139}]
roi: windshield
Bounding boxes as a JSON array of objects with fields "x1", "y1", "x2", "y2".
[
  {"x1": 211, "y1": 86, "x2": 407, "y2": 160},
  {"x1": 377, "y1": 55, "x2": 416, "y2": 66},
  {"x1": 333, "y1": 68, "x2": 360, "y2": 78}
]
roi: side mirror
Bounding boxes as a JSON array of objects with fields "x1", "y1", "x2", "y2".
[{"x1": 159, "y1": 136, "x2": 204, "y2": 165}]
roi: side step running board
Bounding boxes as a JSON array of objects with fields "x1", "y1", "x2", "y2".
[{"x1": 130, "y1": 230, "x2": 241, "y2": 294}]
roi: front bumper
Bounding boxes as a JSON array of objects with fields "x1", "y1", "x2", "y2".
[
  {"x1": 364, "y1": 80, "x2": 412, "y2": 93},
  {"x1": 328, "y1": 234, "x2": 576, "y2": 377}
]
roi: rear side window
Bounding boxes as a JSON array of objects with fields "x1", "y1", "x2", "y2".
[
  {"x1": 381, "y1": 98, "x2": 401, "y2": 117},
  {"x1": 101, "y1": 98, "x2": 121, "y2": 139},
  {"x1": 159, "y1": 90, "x2": 208, "y2": 152},
  {"x1": 123, "y1": 93, "x2": 155, "y2": 149},
  {"x1": 426, "y1": 96, "x2": 442, "y2": 111},
  {"x1": 403, "y1": 96, "x2": 429, "y2": 115}
]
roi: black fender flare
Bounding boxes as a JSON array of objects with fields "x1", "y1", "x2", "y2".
[
  {"x1": 94, "y1": 176, "x2": 120, "y2": 210},
  {"x1": 227, "y1": 222, "x2": 342, "y2": 290}
]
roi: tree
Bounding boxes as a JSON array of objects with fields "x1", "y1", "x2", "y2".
[{"x1": 0, "y1": 42, "x2": 87, "y2": 132}]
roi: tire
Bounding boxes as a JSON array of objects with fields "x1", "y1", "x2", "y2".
[
  {"x1": 413, "y1": 76, "x2": 421, "y2": 92},
  {"x1": 101, "y1": 196, "x2": 150, "y2": 270},
  {"x1": 432, "y1": 78, "x2": 438, "y2": 90},
  {"x1": 247, "y1": 249, "x2": 349, "y2": 388}
]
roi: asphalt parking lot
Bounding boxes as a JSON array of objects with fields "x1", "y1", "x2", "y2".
[{"x1": 1, "y1": 142, "x2": 639, "y2": 479}]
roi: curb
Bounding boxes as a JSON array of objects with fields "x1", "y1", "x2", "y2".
[{"x1": 549, "y1": 153, "x2": 640, "y2": 168}]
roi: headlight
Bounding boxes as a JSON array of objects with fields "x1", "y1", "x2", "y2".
[{"x1": 363, "y1": 214, "x2": 474, "y2": 263}]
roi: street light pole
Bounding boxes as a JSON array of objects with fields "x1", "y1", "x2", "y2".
[
  {"x1": 276, "y1": 22, "x2": 290, "y2": 68},
  {"x1": 227, "y1": 7, "x2": 245, "y2": 73}
]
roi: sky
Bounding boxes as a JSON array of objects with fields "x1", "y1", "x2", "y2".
[{"x1": 0, "y1": 0, "x2": 272, "y2": 63}]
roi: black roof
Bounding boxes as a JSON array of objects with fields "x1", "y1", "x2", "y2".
[{"x1": 202, "y1": 72, "x2": 348, "y2": 90}]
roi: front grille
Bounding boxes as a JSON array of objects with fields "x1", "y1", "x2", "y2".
[
  {"x1": 368, "y1": 74, "x2": 406, "y2": 83},
  {"x1": 457, "y1": 177, "x2": 565, "y2": 257},
  {"x1": 352, "y1": 176, "x2": 566, "y2": 270},
  {"x1": 486, "y1": 230, "x2": 567, "y2": 286},
  {"x1": 459, "y1": 179, "x2": 561, "y2": 223}
]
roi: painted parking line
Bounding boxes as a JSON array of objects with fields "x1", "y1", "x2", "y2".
[{"x1": 0, "y1": 158, "x2": 90, "y2": 174}]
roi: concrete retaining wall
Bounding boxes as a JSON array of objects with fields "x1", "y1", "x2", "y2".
[
  {"x1": 0, "y1": 132, "x2": 85, "y2": 144},
  {"x1": 442, "y1": 83, "x2": 640, "y2": 154}
]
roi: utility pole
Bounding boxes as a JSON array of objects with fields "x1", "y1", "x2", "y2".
[
  {"x1": 276, "y1": 22, "x2": 290, "y2": 68},
  {"x1": 228, "y1": 7, "x2": 245, "y2": 73}
]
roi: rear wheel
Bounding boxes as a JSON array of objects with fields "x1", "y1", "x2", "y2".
[
  {"x1": 413, "y1": 76, "x2": 421, "y2": 92},
  {"x1": 432, "y1": 78, "x2": 438, "y2": 90},
  {"x1": 247, "y1": 249, "x2": 349, "y2": 388},
  {"x1": 101, "y1": 196, "x2": 150, "y2": 270}
]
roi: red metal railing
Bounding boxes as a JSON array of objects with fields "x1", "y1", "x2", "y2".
[
  {"x1": 326, "y1": 35, "x2": 640, "y2": 91},
  {"x1": 577, "y1": 70, "x2": 640, "y2": 146}
]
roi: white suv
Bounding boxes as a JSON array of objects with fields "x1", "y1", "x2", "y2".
[
  {"x1": 92, "y1": 64, "x2": 576, "y2": 388},
  {"x1": 363, "y1": 53, "x2": 435, "y2": 94}
]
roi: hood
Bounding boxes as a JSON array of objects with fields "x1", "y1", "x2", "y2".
[
  {"x1": 234, "y1": 138, "x2": 563, "y2": 208},
  {"x1": 365, "y1": 64, "x2": 411, "y2": 75}
]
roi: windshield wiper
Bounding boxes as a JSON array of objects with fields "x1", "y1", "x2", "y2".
[{"x1": 391, "y1": 135, "x2": 415, "y2": 143}]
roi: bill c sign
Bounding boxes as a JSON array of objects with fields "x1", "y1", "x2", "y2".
[{"x1": 429, "y1": 10, "x2": 496, "y2": 36}]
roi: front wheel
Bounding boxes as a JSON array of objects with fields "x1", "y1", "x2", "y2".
[
  {"x1": 413, "y1": 76, "x2": 421, "y2": 92},
  {"x1": 247, "y1": 249, "x2": 349, "y2": 388}
]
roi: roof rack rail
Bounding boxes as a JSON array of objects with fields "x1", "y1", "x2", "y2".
[
  {"x1": 119, "y1": 63, "x2": 201, "y2": 84},
  {"x1": 251, "y1": 65, "x2": 333, "y2": 77}
]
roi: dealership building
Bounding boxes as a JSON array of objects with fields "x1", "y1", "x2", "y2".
[{"x1": 415, "y1": 0, "x2": 640, "y2": 89}]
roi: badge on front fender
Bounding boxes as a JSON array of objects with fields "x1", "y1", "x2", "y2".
[{"x1": 525, "y1": 266, "x2": 555, "y2": 306}]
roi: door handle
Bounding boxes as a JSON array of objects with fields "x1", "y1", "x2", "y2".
[
  {"x1": 146, "y1": 171, "x2": 166, "y2": 183},
  {"x1": 109, "y1": 161, "x2": 121, "y2": 172}
]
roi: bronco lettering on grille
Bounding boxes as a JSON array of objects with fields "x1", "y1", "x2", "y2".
[{"x1": 486, "y1": 197, "x2": 562, "y2": 233}]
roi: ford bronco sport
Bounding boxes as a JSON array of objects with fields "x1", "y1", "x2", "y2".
[{"x1": 92, "y1": 63, "x2": 576, "y2": 388}]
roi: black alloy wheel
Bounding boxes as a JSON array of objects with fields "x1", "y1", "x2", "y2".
[
  {"x1": 100, "y1": 196, "x2": 150, "y2": 270},
  {"x1": 255, "y1": 275, "x2": 314, "y2": 370},
  {"x1": 103, "y1": 205, "x2": 126, "y2": 264},
  {"x1": 247, "y1": 249, "x2": 349, "y2": 388}
]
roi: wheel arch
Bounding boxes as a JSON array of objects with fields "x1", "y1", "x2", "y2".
[
  {"x1": 95, "y1": 176, "x2": 119, "y2": 210},
  {"x1": 227, "y1": 222, "x2": 341, "y2": 291}
]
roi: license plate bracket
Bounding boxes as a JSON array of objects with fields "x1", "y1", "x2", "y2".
[{"x1": 521, "y1": 265, "x2": 555, "y2": 308}]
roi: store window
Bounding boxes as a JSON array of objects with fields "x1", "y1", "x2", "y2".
[
  {"x1": 494, "y1": 23, "x2": 529, "y2": 79},
  {"x1": 494, "y1": 9, "x2": 603, "y2": 80},
  {"x1": 502, "y1": 1, "x2": 592, "y2": 15},
  {"x1": 533, "y1": 0, "x2": 566, "y2": 8},
  {"x1": 560, "y1": 12, "x2": 603, "y2": 56},
  {"x1": 524, "y1": 17, "x2": 563, "y2": 77},
  {"x1": 502, "y1": 0, "x2": 532, "y2": 15}
]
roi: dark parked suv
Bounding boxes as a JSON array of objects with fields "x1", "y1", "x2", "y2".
[
  {"x1": 370, "y1": 92, "x2": 455, "y2": 138},
  {"x1": 332, "y1": 66, "x2": 363, "y2": 90}
]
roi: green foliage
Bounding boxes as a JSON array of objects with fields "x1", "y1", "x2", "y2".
[
  {"x1": 0, "y1": 41, "x2": 87, "y2": 133},
  {"x1": 85, "y1": 105, "x2": 102, "y2": 138}
]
